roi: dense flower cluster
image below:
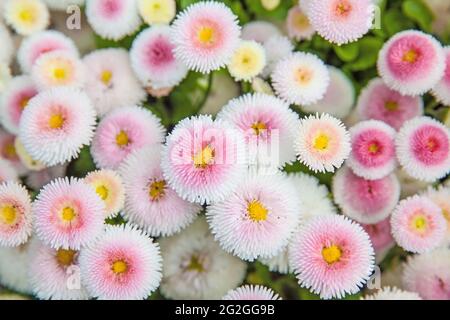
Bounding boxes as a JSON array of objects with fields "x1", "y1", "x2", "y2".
[{"x1": 0, "y1": 0, "x2": 449, "y2": 301}]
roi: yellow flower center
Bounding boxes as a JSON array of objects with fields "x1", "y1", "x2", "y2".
[
  {"x1": 247, "y1": 200, "x2": 268, "y2": 222},
  {"x1": 18, "y1": 7, "x2": 35, "y2": 24},
  {"x1": 20, "y1": 97, "x2": 30, "y2": 109},
  {"x1": 3, "y1": 143, "x2": 17, "y2": 159},
  {"x1": 100, "y1": 70, "x2": 113, "y2": 86},
  {"x1": 314, "y1": 134, "x2": 330, "y2": 151},
  {"x1": 0, "y1": 205, "x2": 17, "y2": 225},
  {"x1": 294, "y1": 12, "x2": 310, "y2": 29},
  {"x1": 112, "y1": 260, "x2": 128, "y2": 274},
  {"x1": 48, "y1": 114, "x2": 64, "y2": 129},
  {"x1": 56, "y1": 249, "x2": 76, "y2": 267},
  {"x1": 295, "y1": 68, "x2": 313, "y2": 85},
  {"x1": 335, "y1": 1, "x2": 352, "y2": 17},
  {"x1": 368, "y1": 143, "x2": 380, "y2": 154},
  {"x1": 53, "y1": 67, "x2": 67, "y2": 80},
  {"x1": 149, "y1": 180, "x2": 166, "y2": 201},
  {"x1": 186, "y1": 255, "x2": 204, "y2": 272},
  {"x1": 193, "y1": 145, "x2": 215, "y2": 168},
  {"x1": 403, "y1": 49, "x2": 418, "y2": 63},
  {"x1": 411, "y1": 215, "x2": 428, "y2": 233},
  {"x1": 322, "y1": 245, "x2": 342, "y2": 264},
  {"x1": 197, "y1": 26, "x2": 215, "y2": 45},
  {"x1": 251, "y1": 121, "x2": 267, "y2": 136},
  {"x1": 96, "y1": 185, "x2": 109, "y2": 200},
  {"x1": 384, "y1": 100, "x2": 398, "y2": 111},
  {"x1": 115, "y1": 130, "x2": 130, "y2": 147},
  {"x1": 61, "y1": 207, "x2": 76, "y2": 222}
]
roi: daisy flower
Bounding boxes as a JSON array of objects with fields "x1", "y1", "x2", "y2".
[
  {"x1": 347, "y1": 120, "x2": 397, "y2": 180},
  {"x1": 83, "y1": 48, "x2": 146, "y2": 117},
  {"x1": 0, "y1": 182, "x2": 32, "y2": 247},
  {"x1": 395, "y1": 116, "x2": 450, "y2": 182},
  {"x1": 14, "y1": 138, "x2": 46, "y2": 171},
  {"x1": 377, "y1": 30, "x2": 445, "y2": 96},
  {"x1": 207, "y1": 173, "x2": 301, "y2": 261},
  {"x1": 362, "y1": 218, "x2": 395, "y2": 263},
  {"x1": 223, "y1": 285, "x2": 281, "y2": 300},
  {"x1": 356, "y1": 78, "x2": 423, "y2": 130},
  {"x1": 84, "y1": 170, "x2": 125, "y2": 219},
  {"x1": 227, "y1": 40, "x2": 266, "y2": 82},
  {"x1": 17, "y1": 30, "x2": 79, "y2": 73},
  {"x1": 91, "y1": 106, "x2": 166, "y2": 169},
  {"x1": 261, "y1": 35, "x2": 294, "y2": 78},
  {"x1": 432, "y1": 47, "x2": 450, "y2": 106},
  {"x1": 171, "y1": 1, "x2": 241, "y2": 73},
  {"x1": 0, "y1": 23, "x2": 14, "y2": 64},
  {"x1": 333, "y1": 166, "x2": 400, "y2": 224},
  {"x1": 119, "y1": 146, "x2": 201, "y2": 237},
  {"x1": 19, "y1": 87, "x2": 96, "y2": 166},
  {"x1": 423, "y1": 186, "x2": 450, "y2": 245},
  {"x1": 3, "y1": 0, "x2": 49, "y2": 36},
  {"x1": 302, "y1": 66, "x2": 354, "y2": 119},
  {"x1": 161, "y1": 115, "x2": 246, "y2": 205},
  {"x1": 29, "y1": 240, "x2": 89, "y2": 300},
  {"x1": 0, "y1": 158, "x2": 18, "y2": 183},
  {"x1": 31, "y1": 50, "x2": 86, "y2": 90},
  {"x1": 0, "y1": 130, "x2": 25, "y2": 174},
  {"x1": 85, "y1": 0, "x2": 141, "y2": 41},
  {"x1": 286, "y1": 5, "x2": 315, "y2": 41},
  {"x1": 159, "y1": 218, "x2": 247, "y2": 300},
  {"x1": 0, "y1": 243, "x2": 32, "y2": 294},
  {"x1": 289, "y1": 215, "x2": 375, "y2": 300},
  {"x1": 130, "y1": 25, "x2": 189, "y2": 90},
  {"x1": 79, "y1": 224, "x2": 162, "y2": 300},
  {"x1": 241, "y1": 21, "x2": 281, "y2": 44},
  {"x1": 272, "y1": 52, "x2": 330, "y2": 106},
  {"x1": 362, "y1": 287, "x2": 422, "y2": 300},
  {"x1": 259, "y1": 250, "x2": 291, "y2": 274},
  {"x1": 391, "y1": 195, "x2": 447, "y2": 253},
  {"x1": 295, "y1": 113, "x2": 351, "y2": 173},
  {"x1": 43, "y1": 0, "x2": 85, "y2": 11},
  {"x1": 33, "y1": 177, "x2": 105, "y2": 250},
  {"x1": 402, "y1": 248, "x2": 450, "y2": 300},
  {"x1": 216, "y1": 93, "x2": 300, "y2": 170},
  {"x1": 0, "y1": 76, "x2": 38, "y2": 134},
  {"x1": 137, "y1": 0, "x2": 176, "y2": 25},
  {"x1": 302, "y1": 0, "x2": 374, "y2": 45}
]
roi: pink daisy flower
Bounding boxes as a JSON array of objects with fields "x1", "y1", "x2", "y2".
[
  {"x1": 84, "y1": 170, "x2": 125, "y2": 219},
  {"x1": 289, "y1": 215, "x2": 375, "y2": 299},
  {"x1": 207, "y1": 173, "x2": 301, "y2": 261},
  {"x1": 332, "y1": 166, "x2": 400, "y2": 225},
  {"x1": 432, "y1": 47, "x2": 450, "y2": 106},
  {"x1": 424, "y1": 186, "x2": 450, "y2": 245},
  {"x1": 119, "y1": 146, "x2": 201, "y2": 237},
  {"x1": 391, "y1": 195, "x2": 447, "y2": 253},
  {"x1": 130, "y1": 25, "x2": 189, "y2": 90},
  {"x1": 377, "y1": 30, "x2": 445, "y2": 96},
  {"x1": 161, "y1": 115, "x2": 246, "y2": 205},
  {"x1": 85, "y1": 0, "x2": 142, "y2": 41},
  {"x1": 0, "y1": 182, "x2": 32, "y2": 247},
  {"x1": 223, "y1": 285, "x2": 281, "y2": 300},
  {"x1": 302, "y1": 0, "x2": 374, "y2": 45},
  {"x1": 356, "y1": 78, "x2": 423, "y2": 130},
  {"x1": 33, "y1": 177, "x2": 105, "y2": 250},
  {"x1": 171, "y1": 1, "x2": 241, "y2": 73},
  {"x1": 0, "y1": 159, "x2": 18, "y2": 183},
  {"x1": 295, "y1": 113, "x2": 351, "y2": 173},
  {"x1": 28, "y1": 240, "x2": 89, "y2": 300},
  {"x1": 362, "y1": 287, "x2": 422, "y2": 300},
  {"x1": 91, "y1": 106, "x2": 166, "y2": 170},
  {"x1": 286, "y1": 5, "x2": 315, "y2": 41},
  {"x1": 83, "y1": 48, "x2": 146, "y2": 117},
  {"x1": 362, "y1": 218, "x2": 395, "y2": 263},
  {"x1": 402, "y1": 248, "x2": 450, "y2": 300},
  {"x1": 17, "y1": 30, "x2": 79, "y2": 73},
  {"x1": 19, "y1": 87, "x2": 97, "y2": 166},
  {"x1": 0, "y1": 76, "x2": 38, "y2": 134},
  {"x1": 216, "y1": 93, "x2": 300, "y2": 170},
  {"x1": 79, "y1": 224, "x2": 162, "y2": 300},
  {"x1": 395, "y1": 116, "x2": 450, "y2": 182},
  {"x1": 347, "y1": 120, "x2": 397, "y2": 180}
]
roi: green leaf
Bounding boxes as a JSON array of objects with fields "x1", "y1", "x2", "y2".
[
  {"x1": 333, "y1": 42, "x2": 359, "y2": 62},
  {"x1": 67, "y1": 146, "x2": 96, "y2": 178},
  {"x1": 402, "y1": 0, "x2": 433, "y2": 32},
  {"x1": 348, "y1": 36, "x2": 383, "y2": 71},
  {"x1": 383, "y1": 9, "x2": 414, "y2": 37}
]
